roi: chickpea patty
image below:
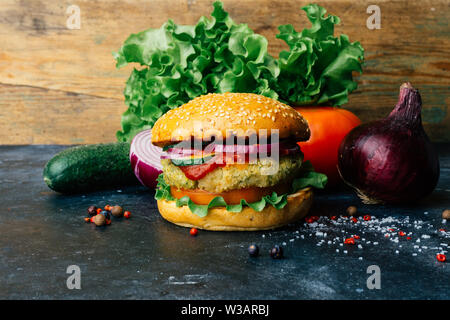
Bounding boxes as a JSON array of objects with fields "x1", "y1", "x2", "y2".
[{"x1": 161, "y1": 156, "x2": 304, "y2": 193}]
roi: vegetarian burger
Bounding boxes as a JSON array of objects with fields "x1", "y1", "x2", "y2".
[{"x1": 152, "y1": 92, "x2": 325, "y2": 231}]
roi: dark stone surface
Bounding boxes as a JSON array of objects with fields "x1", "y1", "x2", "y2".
[{"x1": 0, "y1": 145, "x2": 449, "y2": 300}]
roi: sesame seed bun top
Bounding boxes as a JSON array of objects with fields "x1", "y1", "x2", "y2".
[{"x1": 151, "y1": 92, "x2": 310, "y2": 147}]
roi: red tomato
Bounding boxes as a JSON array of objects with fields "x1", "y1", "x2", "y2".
[
  {"x1": 294, "y1": 106, "x2": 361, "y2": 186},
  {"x1": 179, "y1": 162, "x2": 223, "y2": 181}
]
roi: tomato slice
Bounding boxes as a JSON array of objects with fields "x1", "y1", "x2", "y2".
[
  {"x1": 170, "y1": 184, "x2": 290, "y2": 205},
  {"x1": 178, "y1": 161, "x2": 225, "y2": 181}
]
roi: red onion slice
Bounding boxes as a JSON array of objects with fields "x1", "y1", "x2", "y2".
[
  {"x1": 130, "y1": 130, "x2": 166, "y2": 189},
  {"x1": 165, "y1": 141, "x2": 299, "y2": 159}
]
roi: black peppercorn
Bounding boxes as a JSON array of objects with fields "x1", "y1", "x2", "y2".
[
  {"x1": 269, "y1": 245, "x2": 283, "y2": 259},
  {"x1": 248, "y1": 244, "x2": 259, "y2": 257},
  {"x1": 100, "y1": 210, "x2": 111, "y2": 220},
  {"x1": 87, "y1": 205, "x2": 97, "y2": 216}
]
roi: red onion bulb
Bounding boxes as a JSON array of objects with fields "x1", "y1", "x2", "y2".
[
  {"x1": 338, "y1": 83, "x2": 440, "y2": 204},
  {"x1": 130, "y1": 130, "x2": 165, "y2": 189}
]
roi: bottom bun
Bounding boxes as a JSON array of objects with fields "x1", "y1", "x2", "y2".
[{"x1": 156, "y1": 188, "x2": 313, "y2": 231}]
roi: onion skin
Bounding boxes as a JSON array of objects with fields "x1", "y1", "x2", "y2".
[{"x1": 338, "y1": 83, "x2": 440, "y2": 204}]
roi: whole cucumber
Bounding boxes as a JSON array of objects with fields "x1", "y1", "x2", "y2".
[{"x1": 43, "y1": 142, "x2": 140, "y2": 193}]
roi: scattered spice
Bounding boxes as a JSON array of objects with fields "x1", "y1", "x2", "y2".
[
  {"x1": 87, "y1": 206, "x2": 97, "y2": 216},
  {"x1": 299, "y1": 211, "x2": 448, "y2": 264},
  {"x1": 344, "y1": 238, "x2": 355, "y2": 245},
  {"x1": 85, "y1": 204, "x2": 131, "y2": 228},
  {"x1": 436, "y1": 254, "x2": 446, "y2": 262},
  {"x1": 269, "y1": 245, "x2": 283, "y2": 259},
  {"x1": 93, "y1": 214, "x2": 106, "y2": 227},
  {"x1": 351, "y1": 217, "x2": 358, "y2": 223},
  {"x1": 111, "y1": 205, "x2": 124, "y2": 217},
  {"x1": 442, "y1": 209, "x2": 450, "y2": 220},
  {"x1": 190, "y1": 228, "x2": 198, "y2": 236},
  {"x1": 346, "y1": 206, "x2": 358, "y2": 216},
  {"x1": 100, "y1": 210, "x2": 111, "y2": 220},
  {"x1": 305, "y1": 216, "x2": 319, "y2": 223},
  {"x1": 248, "y1": 244, "x2": 259, "y2": 257}
]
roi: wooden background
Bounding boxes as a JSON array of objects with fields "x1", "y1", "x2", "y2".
[{"x1": 0, "y1": 0, "x2": 449, "y2": 144}]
